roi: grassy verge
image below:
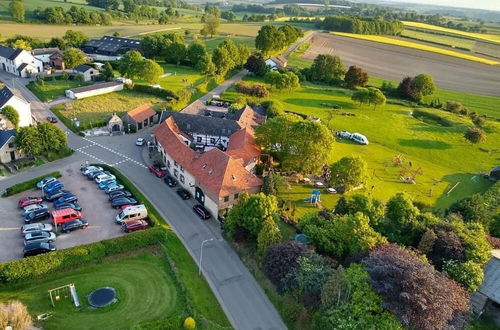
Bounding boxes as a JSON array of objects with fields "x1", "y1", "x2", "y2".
[
  {"x1": 2, "y1": 171, "x2": 61, "y2": 197},
  {"x1": 26, "y1": 80, "x2": 90, "y2": 102},
  {"x1": 402, "y1": 21, "x2": 500, "y2": 44},
  {"x1": 332, "y1": 32, "x2": 500, "y2": 65}
]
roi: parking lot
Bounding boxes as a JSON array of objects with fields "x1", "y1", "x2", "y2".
[{"x1": 0, "y1": 162, "x2": 125, "y2": 262}]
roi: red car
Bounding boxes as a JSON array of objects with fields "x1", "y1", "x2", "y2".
[
  {"x1": 122, "y1": 219, "x2": 149, "y2": 233},
  {"x1": 119, "y1": 204, "x2": 133, "y2": 210},
  {"x1": 18, "y1": 197, "x2": 43, "y2": 208},
  {"x1": 148, "y1": 165, "x2": 166, "y2": 178}
]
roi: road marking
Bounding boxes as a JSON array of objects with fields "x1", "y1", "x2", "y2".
[{"x1": 79, "y1": 138, "x2": 147, "y2": 169}]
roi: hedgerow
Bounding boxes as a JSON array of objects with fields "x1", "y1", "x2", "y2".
[{"x1": 2, "y1": 171, "x2": 62, "y2": 197}]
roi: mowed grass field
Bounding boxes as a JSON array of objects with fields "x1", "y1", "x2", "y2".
[
  {"x1": 26, "y1": 79, "x2": 90, "y2": 102},
  {"x1": 52, "y1": 90, "x2": 166, "y2": 126},
  {"x1": 331, "y1": 32, "x2": 500, "y2": 65},
  {"x1": 0, "y1": 252, "x2": 181, "y2": 329},
  {"x1": 0, "y1": 0, "x2": 100, "y2": 21},
  {"x1": 402, "y1": 21, "x2": 500, "y2": 44},
  {"x1": 222, "y1": 78, "x2": 498, "y2": 214}
]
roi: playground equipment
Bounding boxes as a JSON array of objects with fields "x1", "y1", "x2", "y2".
[
  {"x1": 48, "y1": 284, "x2": 80, "y2": 307},
  {"x1": 304, "y1": 189, "x2": 321, "y2": 203},
  {"x1": 88, "y1": 287, "x2": 117, "y2": 308}
]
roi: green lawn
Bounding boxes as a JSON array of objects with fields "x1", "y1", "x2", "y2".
[
  {"x1": 26, "y1": 79, "x2": 90, "y2": 102},
  {"x1": 223, "y1": 79, "x2": 498, "y2": 214},
  {"x1": 0, "y1": 252, "x2": 181, "y2": 329},
  {"x1": 51, "y1": 90, "x2": 166, "y2": 127},
  {"x1": 203, "y1": 36, "x2": 255, "y2": 52}
]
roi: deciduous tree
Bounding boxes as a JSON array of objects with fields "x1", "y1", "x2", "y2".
[
  {"x1": 263, "y1": 241, "x2": 308, "y2": 292},
  {"x1": 140, "y1": 59, "x2": 163, "y2": 84},
  {"x1": 62, "y1": 48, "x2": 86, "y2": 68},
  {"x1": 329, "y1": 156, "x2": 367, "y2": 191},
  {"x1": 257, "y1": 216, "x2": 282, "y2": 255},
  {"x1": 1, "y1": 105, "x2": 20, "y2": 129},
  {"x1": 62, "y1": 30, "x2": 88, "y2": 48},
  {"x1": 9, "y1": 0, "x2": 25, "y2": 22},
  {"x1": 187, "y1": 40, "x2": 207, "y2": 67},
  {"x1": 255, "y1": 25, "x2": 285, "y2": 55},
  {"x1": 118, "y1": 50, "x2": 143, "y2": 79},
  {"x1": 200, "y1": 14, "x2": 220, "y2": 37},
  {"x1": 309, "y1": 54, "x2": 345, "y2": 84},
  {"x1": 412, "y1": 73, "x2": 435, "y2": 97},
  {"x1": 344, "y1": 65, "x2": 368, "y2": 88},
  {"x1": 244, "y1": 54, "x2": 269, "y2": 76}
]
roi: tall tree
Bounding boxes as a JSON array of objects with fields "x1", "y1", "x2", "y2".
[
  {"x1": 140, "y1": 59, "x2": 163, "y2": 84},
  {"x1": 165, "y1": 40, "x2": 186, "y2": 65},
  {"x1": 187, "y1": 40, "x2": 207, "y2": 67},
  {"x1": 101, "y1": 62, "x2": 114, "y2": 81},
  {"x1": 62, "y1": 30, "x2": 88, "y2": 48},
  {"x1": 62, "y1": 48, "x2": 86, "y2": 68},
  {"x1": 200, "y1": 14, "x2": 220, "y2": 38},
  {"x1": 15, "y1": 126, "x2": 42, "y2": 155},
  {"x1": 329, "y1": 156, "x2": 368, "y2": 191},
  {"x1": 244, "y1": 54, "x2": 269, "y2": 77},
  {"x1": 37, "y1": 123, "x2": 68, "y2": 154},
  {"x1": 257, "y1": 216, "x2": 282, "y2": 255},
  {"x1": 263, "y1": 241, "x2": 308, "y2": 292},
  {"x1": 412, "y1": 73, "x2": 435, "y2": 97},
  {"x1": 196, "y1": 53, "x2": 216, "y2": 78},
  {"x1": 255, "y1": 25, "x2": 285, "y2": 56},
  {"x1": 367, "y1": 87, "x2": 386, "y2": 109},
  {"x1": 118, "y1": 50, "x2": 143, "y2": 78},
  {"x1": 344, "y1": 65, "x2": 369, "y2": 88},
  {"x1": 310, "y1": 54, "x2": 345, "y2": 84},
  {"x1": 9, "y1": 0, "x2": 25, "y2": 22},
  {"x1": 212, "y1": 47, "x2": 233, "y2": 76}
]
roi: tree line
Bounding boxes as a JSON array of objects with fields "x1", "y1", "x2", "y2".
[{"x1": 318, "y1": 15, "x2": 404, "y2": 35}]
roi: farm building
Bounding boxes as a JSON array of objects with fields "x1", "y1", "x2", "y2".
[
  {"x1": 0, "y1": 86, "x2": 33, "y2": 127},
  {"x1": 65, "y1": 81, "x2": 123, "y2": 100},
  {"x1": 122, "y1": 104, "x2": 157, "y2": 131},
  {"x1": 73, "y1": 64, "x2": 100, "y2": 82},
  {"x1": 83, "y1": 36, "x2": 141, "y2": 57},
  {"x1": 0, "y1": 45, "x2": 43, "y2": 78},
  {"x1": 0, "y1": 129, "x2": 22, "y2": 163},
  {"x1": 49, "y1": 51, "x2": 65, "y2": 70},
  {"x1": 31, "y1": 48, "x2": 60, "y2": 66},
  {"x1": 265, "y1": 56, "x2": 287, "y2": 70}
]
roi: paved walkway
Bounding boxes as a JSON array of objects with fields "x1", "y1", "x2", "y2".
[{"x1": 197, "y1": 69, "x2": 249, "y2": 103}]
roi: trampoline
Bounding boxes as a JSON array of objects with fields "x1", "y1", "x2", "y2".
[{"x1": 87, "y1": 287, "x2": 117, "y2": 308}]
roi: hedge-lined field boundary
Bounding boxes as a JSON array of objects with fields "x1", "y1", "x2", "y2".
[{"x1": 2, "y1": 171, "x2": 62, "y2": 197}]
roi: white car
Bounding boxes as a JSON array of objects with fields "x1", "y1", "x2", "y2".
[
  {"x1": 81, "y1": 166, "x2": 103, "y2": 176},
  {"x1": 351, "y1": 133, "x2": 369, "y2": 145},
  {"x1": 339, "y1": 131, "x2": 352, "y2": 139},
  {"x1": 23, "y1": 203, "x2": 48, "y2": 215},
  {"x1": 36, "y1": 177, "x2": 57, "y2": 189},
  {"x1": 136, "y1": 138, "x2": 145, "y2": 146},
  {"x1": 95, "y1": 174, "x2": 116, "y2": 184},
  {"x1": 21, "y1": 223, "x2": 53, "y2": 236},
  {"x1": 24, "y1": 231, "x2": 56, "y2": 245}
]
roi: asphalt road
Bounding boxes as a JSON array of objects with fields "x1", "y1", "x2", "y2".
[{"x1": 303, "y1": 33, "x2": 500, "y2": 96}]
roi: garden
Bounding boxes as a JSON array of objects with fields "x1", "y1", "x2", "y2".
[{"x1": 26, "y1": 78, "x2": 90, "y2": 102}]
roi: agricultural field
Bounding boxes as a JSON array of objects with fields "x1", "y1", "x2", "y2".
[
  {"x1": 51, "y1": 90, "x2": 165, "y2": 127},
  {"x1": 402, "y1": 21, "x2": 500, "y2": 44},
  {"x1": 0, "y1": 0, "x2": 100, "y2": 21},
  {"x1": 26, "y1": 79, "x2": 90, "y2": 102},
  {"x1": 331, "y1": 32, "x2": 500, "y2": 65},
  {"x1": 222, "y1": 78, "x2": 498, "y2": 215},
  {"x1": 400, "y1": 29, "x2": 476, "y2": 50}
]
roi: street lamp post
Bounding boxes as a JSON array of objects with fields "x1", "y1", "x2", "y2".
[{"x1": 199, "y1": 238, "x2": 214, "y2": 276}]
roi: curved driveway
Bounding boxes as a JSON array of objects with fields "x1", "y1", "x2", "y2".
[{"x1": 304, "y1": 33, "x2": 500, "y2": 96}]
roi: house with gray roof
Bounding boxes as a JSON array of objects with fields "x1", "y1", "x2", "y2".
[
  {"x1": 0, "y1": 45, "x2": 43, "y2": 78},
  {"x1": 0, "y1": 86, "x2": 32, "y2": 128},
  {"x1": 83, "y1": 36, "x2": 141, "y2": 58},
  {"x1": 471, "y1": 253, "x2": 500, "y2": 325},
  {"x1": 74, "y1": 64, "x2": 100, "y2": 82},
  {"x1": 0, "y1": 129, "x2": 21, "y2": 163}
]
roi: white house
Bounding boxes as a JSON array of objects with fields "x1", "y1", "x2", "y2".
[
  {"x1": 265, "y1": 56, "x2": 288, "y2": 71},
  {"x1": 73, "y1": 64, "x2": 100, "y2": 82},
  {"x1": 65, "y1": 81, "x2": 123, "y2": 100},
  {"x1": 0, "y1": 45, "x2": 43, "y2": 78},
  {"x1": 0, "y1": 86, "x2": 33, "y2": 127},
  {"x1": 31, "y1": 48, "x2": 60, "y2": 66},
  {"x1": 0, "y1": 129, "x2": 22, "y2": 163}
]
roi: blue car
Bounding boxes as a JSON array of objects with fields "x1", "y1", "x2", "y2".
[
  {"x1": 36, "y1": 177, "x2": 57, "y2": 189},
  {"x1": 104, "y1": 184, "x2": 124, "y2": 194},
  {"x1": 43, "y1": 181, "x2": 63, "y2": 193},
  {"x1": 45, "y1": 189, "x2": 70, "y2": 201},
  {"x1": 54, "y1": 194, "x2": 78, "y2": 208},
  {"x1": 98, "y1": 179, "x2": 117, "y2": 189}
]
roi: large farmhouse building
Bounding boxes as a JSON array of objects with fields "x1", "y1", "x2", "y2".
[
  {"x1": 0, "y1": 45, "x2": 43, "y2": 78},
  {"x1": 154, "y1": 105, "x2": 265, "y2": 217},
  {"x1": 0, "y1": 86, "x2": 33, "y2": 128}
]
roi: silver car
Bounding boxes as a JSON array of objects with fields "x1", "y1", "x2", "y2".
[
  {"x1": 24, "y1": 231, "x2": 56, "y2": 245},
  {"x1": 21, "y1": 223, "x2": 54, "y2": 236},
  {"x1": 22, "y1": 203, "x2": 48, "y2": 215}
]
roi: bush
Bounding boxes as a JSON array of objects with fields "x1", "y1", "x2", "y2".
[
  {"x1": 2, "y1": 171, "x2": 62, "y2": 197},
  {"x1": 0, "y1": 300, "x2": 32, "y2": 330},
  {"x1": 235, "y1": 82, "x2": 269, "y2": 98},
  {"x1": 261, "y1": 100, "x2": 284, "y2": 118},
  {"x1": 132, "y1": 84, "x2": 178, "y2": 100},
  {"x1": 0, "y1": 227, "x2": 167, "y2": 283},
  {"x1": 445, "y1": 101, "x2": 463, "y2": 113},
  {"x1": 263, "y1": 241, "x2": 308, "y2": 292},
  {"x1": 464, "y1": 127, "x2": 486, "y2": 144}
]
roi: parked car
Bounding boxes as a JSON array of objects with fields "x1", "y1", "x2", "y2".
[
  {"x1": 122, "y1": 219, "x2": 149, "y2": 233},
  {"x1": 22, "y1": 203, "x2": 48, "y2": 215},
  {"x1": 47, "y1": 115, "x2": 58, "y2": 123},
  {"x1": 24, "y1": 209, "x2": 50, "y2": 223},
  {"x1": 112, "y1": 197, "x2": 138, "y2": 209},
  {"x1": 36, "y1": 176, "x2": 57, "y2": 189},
  {"x1": 119, "y1": 204, "x2": 133, "y2": 210},
  {"x1": 104, "y1": 184, "x2": 124, "y2": 194},
  {"x1": 54, "y1": 194, "x2": 78, "y2": 208},
  {"x1": 61, "y1": 219, "x2": 89, "y2": 233},
  {"x1": 54, "y1": 202, "x2": 82, "y2": 212},
  {"x1": 81, "y1": 165, "x2": 103, "y2": 176},
  {"x1": 21, "y1": 223, "x2": 53, "y2": 236},
  {"x1": 86, "y1": 170, "x2": 105, "y2": 180},
  {"x1": 148, "y1": 165, "x2": 166, "y2": 178},
  {"x1": 18, "y1": 196, "x2": 43, "y2": 208},
  {"x1": 43, "y1": 181, "x2": 64, "y2": 194},
  {"x1": 108, "y1": 190, "x2": 132, "y2": 200},
  {"x1": 23, "y1": 242, "x2": 56, "y2": 257},
  {"x1": 98, "y1": 179, "x2": 117, "y2": 189},
  {"x1": 351, "y1": 133, "x2": 369, "y2": 145},
  {"x1": 193, "y1": 205, "x2": 211, "y2": 220},
  {"x1": 136, "y1": 138, "x2": 145, "y2": 146},
  {"x1": 45, "y1": 189, "x2": 71, "y2": 201},
  {"x1": 176, "y1": 188, "x2": 191, "y2": 200},
  {"x1": 24, "y1": 231, "x2": 56, "y2": 245},
  {"x1": 339, "y1": 131, "x2": 352, "y2": 139},
  {"x1": 116, "y1": 205, "x2": 147, "y2": 224},
  {"x1": 95, "y1": 174, "x2": 116, "y2": 184},
  {"x1": 164, "y1": 176, "x2": 177, "y2": 187}
]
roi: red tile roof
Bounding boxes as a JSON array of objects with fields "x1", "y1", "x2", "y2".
[
  {"x1": 127, "y1": 104, "x2": 156, "y2": 123},
  {"x1": 226, "y1": 127, "x2": 260, "y2": 166},
  {"x1": 155, "y1": 118, "x2": 262, "y2": 198},
  {"x1": 237, "y1": 105, "x2": 266, "y2": 130}
]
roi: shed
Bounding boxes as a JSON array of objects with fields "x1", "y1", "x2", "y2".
[
  {"x1": 122, "y1": 104, "x2": 157, "y2": 131},
  {"x1": 65, "y1": 81, "x2": 123, "y2": 100},
  {"x1": 471, "y1": 254, "x2": 500, "y2": 320},
  {"x1": 74, "y1": 64, "x2": 99, "y2": 82},
  {"x1": 107, "y1": 114, "x2": 123, "y2": 133}
]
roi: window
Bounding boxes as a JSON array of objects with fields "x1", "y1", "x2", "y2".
[
  {"x1": 197, "y1": 137, "x2": 202, "y2": 143},
  {"x1": 223, "y1": 196, "x2": 229, "y2": 202},
  {"x1": 210, "y1": 138, "x2": 216, "y2": 144},
  {"x1": 180, "y1": 174, "x2": 185, "y2": 183},
  {"x1": 174, "y1": 169, "x2": 178, "y2": 177},
  {"x1": 174, "y1": 161, "x2": 178, "y2": 167},
  {"x1": 234, "y1": 193, "x2": 239, "y2": 200},
  {"x1": 8, "y1": 143, "x2": 14, "y2": 148},
  {"x1": 180, "y1": 166, "x2": 184, "y2": 172},
  {"x1": 167, "y1": 160, "x2": 171, "y2": 168}
]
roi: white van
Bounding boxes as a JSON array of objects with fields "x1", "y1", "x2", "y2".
[
  {"x1": 115, "y1": 205, "x2": 147, "y2": 224},
  {"x1": 351, "y1": 133, "x2": 369, "y2": 145}
]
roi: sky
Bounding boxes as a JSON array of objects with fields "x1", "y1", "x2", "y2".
[{"x1": 381, "y1": 0, "x2": 500, "y2": 11}]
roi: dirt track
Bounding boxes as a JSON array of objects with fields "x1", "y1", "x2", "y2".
[{"x1": 303, "y1": 34, "x2": 500, "y2": 96}]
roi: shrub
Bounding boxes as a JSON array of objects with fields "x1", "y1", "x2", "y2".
[
  {"x1": 132, "y1": 84, "x2": 178, "y2": 100},
  {"x1": 235, "y1": 82, "x2": 269, "y2": 98},
  {"x1": 0, "y1": 227, "x2": 167, "y2": 283},
  {"x1": 263, "y1": 241, "x2": 308, "y2": 292},
  {"x1": 472, "y1": 116, "x2": 485, "y2": 127},
  {"x1": 1, "y1": 105, "x2": 20, "y2": 128},
  {"x1": 0, "y1": 300, "x2": 32, "y2": 330},
  {"x1": 2, "y1": 171, "x2": 61, "y2": 197},
  {"x1": 261, "y1": 100, "x2": 284, "y2": 118},
  {"x1": 464, "y1": 127, "x2": 486, "y2": 144},
  {"x1": 445, "y1": 101, "x2": 463, "y2": 113}
]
